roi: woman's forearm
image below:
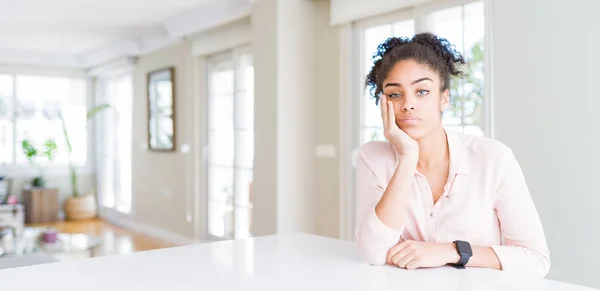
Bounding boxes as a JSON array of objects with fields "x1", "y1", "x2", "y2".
[
  {"x1": 374, "y1": 158, "x2": 417, "y2": 229},
  {"x1": 468, "y1": 246, "x2": 502, "y2": 270},
  {"x1": 444, "y1": 244, "x2": 501, "y2": 270}
]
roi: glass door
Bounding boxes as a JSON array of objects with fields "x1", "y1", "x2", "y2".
[
  {"x1": 97, "y1": 75, "x2": 133, "y2": 214},
  {"x1": 206, "y1": 46, "x2": 254, "y2": 240}
]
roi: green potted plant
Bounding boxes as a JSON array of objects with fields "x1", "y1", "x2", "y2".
[
  {"x1": 60, "y1": 104, "x2": 110, "y2": 220},
  {"x1": 21, "y1": 138, "x2": 58, "y2": 188}
]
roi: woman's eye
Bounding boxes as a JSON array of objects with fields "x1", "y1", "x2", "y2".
[
  {"x1": 388, "y1": 93, "x2": 402, "y2": 98},
  {"x1": 417, "y1": 90, "x2": 429, "y2": 96}
]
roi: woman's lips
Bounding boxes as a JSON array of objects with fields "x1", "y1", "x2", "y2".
[{"x1": 398, "y1": 117, "x2": 421, "y2": 125}]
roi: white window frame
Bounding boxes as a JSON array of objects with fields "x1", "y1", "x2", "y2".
[
  {"x1": 204, "y1": 44, "x2": 254, "y2": 242},
  {"x1": 0, "y1": 67, "x2": 93, "y2": 178},
  {"x1": 339, "y1": 0, "x2": 495, "y2": 240}
]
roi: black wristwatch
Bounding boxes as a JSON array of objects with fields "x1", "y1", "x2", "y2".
[{"x1": 450, "y1": 240, "x2": 472, "y2": 269}]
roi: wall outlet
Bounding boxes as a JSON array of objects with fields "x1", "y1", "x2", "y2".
[{"x1": 180, "y1": 143, "x2": 190, "y2": 154}]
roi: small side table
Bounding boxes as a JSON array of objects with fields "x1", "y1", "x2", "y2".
[{"x1": 21, "y1": 188, "x2": 59, "y2": 223}]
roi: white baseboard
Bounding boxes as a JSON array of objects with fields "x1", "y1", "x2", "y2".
[{"x1": 98, "y1": 208, "x2": 197, "y2": 246}]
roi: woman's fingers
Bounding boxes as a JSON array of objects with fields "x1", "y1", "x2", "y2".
[
  {"x1": 388, "y1": 101, "x2": 397, "y2": 130},
  {"x1": 390, "y1": 241, "x2": 413, "y2": 267},
  {"x1": 380, "y1": 95, "x2": 388, "y2": 128},
  {"x1": 386, "y1": 241, "x2": 405, "y2": 264},
  {"x1": 405, "y1": 258, "x2": 423, "y2": 270},
  {"x1": 394, "y1": 250, "x2": 416, "y2": 269}
]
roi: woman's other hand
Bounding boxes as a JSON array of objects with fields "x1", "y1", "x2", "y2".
[{"x1": 386, "y1": 240, "x2": 459, "y2": 270}]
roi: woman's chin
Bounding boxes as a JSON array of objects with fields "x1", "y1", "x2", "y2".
[{"x1": 400, "y1": 126, "x2": 424, "y2": 141}]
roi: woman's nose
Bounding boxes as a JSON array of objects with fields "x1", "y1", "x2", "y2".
[
  {"x1": 401, "y1": 101, "x2": 415, "y2": 111},
  {"x1": 399, "y1": 94, "x2": 416, "y2": 112}
]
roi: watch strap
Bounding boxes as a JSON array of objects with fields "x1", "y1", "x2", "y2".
[{"x1": 451, "y1": 240, "x2": 471, "y2": 269}]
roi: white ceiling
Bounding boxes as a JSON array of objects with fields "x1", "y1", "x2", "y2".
[{"x1": 0, "y1": 0, "x2": 247, "y2": 68}]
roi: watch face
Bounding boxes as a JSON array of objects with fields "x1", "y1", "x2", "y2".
[{"x1": 456, "y1": 240, "x2": 473, "y2": 256}]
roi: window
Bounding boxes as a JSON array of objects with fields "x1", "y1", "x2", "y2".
[
  {"x1": 358, "y1": 0, "x2": 485, "y2": 144},
  {"x1": 97, "y1": 76, "x2": 133, "y2": 214},
  {"x1": 206, "y1": 46, "x2": 254, "y2": 240},
  {"x1": 0, "y1": 74, "x2": 88, "y2": 167},
  {"x1": 428, "y1": 1, "x2": 485, "y2": 136},
  {"x1": 0, "y1": 75, "x2": 13, "y2": 165}
]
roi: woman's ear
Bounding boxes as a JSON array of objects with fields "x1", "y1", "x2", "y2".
[{"x1": 440, "y1": 89, "x2": 450, "y2": 111}]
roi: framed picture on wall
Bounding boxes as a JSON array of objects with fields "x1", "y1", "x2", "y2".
[{"x1": 147, "y1": 67, "x2": 176, "y2": 151}]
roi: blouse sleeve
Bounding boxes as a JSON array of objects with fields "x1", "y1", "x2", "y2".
[
  {"x1": 490, "y1": 148, "x2": 551, "y2": 277},
  {"x1": 354, "y1": 145, "x2": 403, "y2": 266}
]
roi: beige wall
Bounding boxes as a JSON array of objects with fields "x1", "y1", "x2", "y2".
[
  {"x1": 275, "y1": 0, "x2": 317, "y2": 235},
  {"x1": 132, "y1": 42, "x2": 195, "y2": 239},
  {"x1": 252, "y1": 0, "x2": 320, "y2": 236},
  {"x1": 313, "y1": 0, "x2": 341, "y2": 238},
  {"x1": 251, "y1": 0, "x2": 279, "y2": 236}
]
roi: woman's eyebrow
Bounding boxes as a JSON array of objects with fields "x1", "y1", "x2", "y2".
[{"x1": 383, "y1": 77, "x2": 433, "y2": 88}]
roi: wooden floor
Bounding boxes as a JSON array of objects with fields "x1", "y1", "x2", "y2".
[{"x1": 27, "y1": 218, "x2": 174, "y2": 258}]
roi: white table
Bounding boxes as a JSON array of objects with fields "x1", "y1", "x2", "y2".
[
  {"x1": 0, "y1": 233, "x2": 596, "y2": 291},
  {"x1": 0, "y1": 254, "x2": 58, "y2": 269}
]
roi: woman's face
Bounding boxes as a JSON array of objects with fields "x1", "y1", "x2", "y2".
[{"x1": 381, "y1": 59, "x2": 449, "y2": 141}]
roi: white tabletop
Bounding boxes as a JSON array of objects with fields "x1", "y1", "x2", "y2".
[{"x1": 0, "y1": 233, "x2": 596, "y2": 291}]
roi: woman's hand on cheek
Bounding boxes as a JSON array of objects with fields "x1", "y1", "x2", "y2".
[{"x1": 380, "y1": 95, "x2": 419, "y2": 160}]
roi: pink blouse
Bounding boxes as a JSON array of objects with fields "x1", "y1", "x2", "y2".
[{"x1": 354, "y1": 129, "x2": 550, "y2": 277}]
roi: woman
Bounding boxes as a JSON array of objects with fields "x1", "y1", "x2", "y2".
[{"x1": 354, "y1": 32, "x2": 550, "y2": 277}]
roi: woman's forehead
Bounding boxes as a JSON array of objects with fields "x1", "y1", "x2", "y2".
[{"x1": 383, "y1": 60, "x2": 440, "y2": 86}]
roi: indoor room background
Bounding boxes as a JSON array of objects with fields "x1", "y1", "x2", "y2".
[{"x1": 0, "y1": 0, "x2": 597, "y2": 289}]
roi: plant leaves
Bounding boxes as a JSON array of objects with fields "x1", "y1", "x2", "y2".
[{"x1": 86, "y1": 104, "x2": 111, "y2": 120}]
